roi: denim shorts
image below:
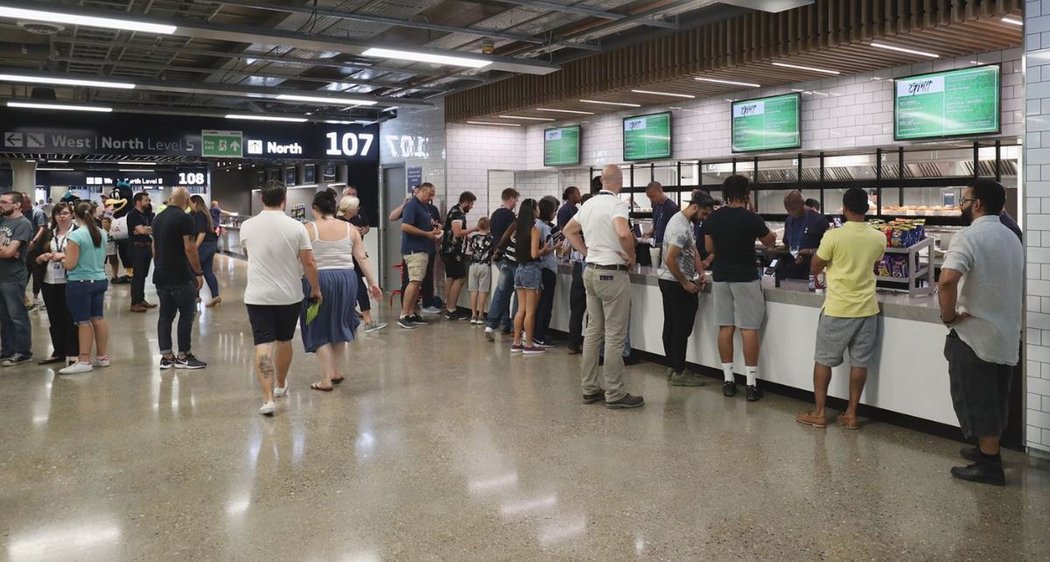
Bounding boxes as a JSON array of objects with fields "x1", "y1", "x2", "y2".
[
  {"x1": 66, "y1": 279, "x2": 108, "y2": 324},
  {"x1": 514, "y1": 262, "x2": 542, "y2": 290}
]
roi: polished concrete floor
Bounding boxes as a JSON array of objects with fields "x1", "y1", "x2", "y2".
[{"x1": 2, "y1": 255, "x2": 1050, "y2": 561}]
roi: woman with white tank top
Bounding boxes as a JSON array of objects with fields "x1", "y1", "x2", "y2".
[{"x1": 300, "y1": 190, "x2": 382, "y2": 391}]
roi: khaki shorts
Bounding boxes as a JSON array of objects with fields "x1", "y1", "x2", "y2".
[
  {"x1": 403, "y1": 252, "x2": 429, "y2": 282},
  {"x1": 713, "y1": 280, "x2": 765, "y2": 329}
]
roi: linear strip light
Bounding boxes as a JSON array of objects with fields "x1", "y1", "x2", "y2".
[
  {"x1": 771, "y1": 62, "x2": 840, "y2": 75},
  {"x1": 579, "y1": 99, "x2": 640, "y2": 107},
  {"x1": 119, "y1": 161, "x2": 156, "y2": 166},
  {"x1": 0, "y1": 73, "x2": 135, "y2": 89},
  {"x1": 630, "y1": 89, "x2": 695, "y2": 99},
  {"x1": 536, "y1": 108, "x2": 594, "y2": 115},
  {"x1": 362, "y1": 48, "x2": 491, "y2": 69},
  {"x1": 499, "y1": 115, "x2": 556, "y2": 121},
  {"x1": 36, "y1": 168, "x2": 72, "y2": 172},
  {"x1": 1002, "y1": 17, "x2": 1023, "y2": 26},
  {"x1": 870, "y1": 42, "x2": 939, "y2": 58},
  {"x1": 276, "y1": 94, "x2": 377, "y2": 106},
  {"x1": 0, "y1": 6, "x2": 176, "y2": 34},
  {"x1": 225, "y1": 114, "x2": 307, "y2": 123},
  {"x1": 118, "y1": 169, "x2": 155, "y2": 172},
  {"x1": 47, "y1": 160, "x2": 70, "y2": 164},
  {"x1": 466, "y1": 121, "x2": 521, "y2": 127},
  {"x1": 694, "y1": 77, "x2": 761, "y2": 88},
  {"x1": 7, "y1": 101, "x2": 112, "y2": 112}
]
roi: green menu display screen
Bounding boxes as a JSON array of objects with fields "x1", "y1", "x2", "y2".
[
  {"x1": 623, "y1": 112, "x2": 672, "y2": 161},
  {"x1": 731, "y1": 93, "x2": 801, "y2": 153},
  {"x1": 543, "y1": 125, "x2": 580, "y2": 166},
  {"x1": 894, "y1": 65, "x2": 1000, "y2": 140}
]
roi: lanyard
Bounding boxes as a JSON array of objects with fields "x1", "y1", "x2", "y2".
[{"x1": 52, "y1": 227, "x2": 73, "y2": 253}]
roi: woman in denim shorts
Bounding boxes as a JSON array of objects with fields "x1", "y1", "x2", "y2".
[
  {"x1": 58, "y1": 203, "x2": 110, "y2": 375},
  {"x1": 510, "y1": 200, "x2": 555, "y2": 356}
]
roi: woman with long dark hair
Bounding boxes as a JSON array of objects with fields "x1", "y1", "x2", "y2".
[
  {"x1": 189, "y1": 195, "x2": 221, "y2": 307},
  {"x1": 532, "y1": 196, "x2": 560, "y2": 347},
  {"x1": 35, "y1": 203, "x2": 79, "y2": 366},
  {"x1": 58, "y1": 202, "x2": 111, "y2": 374},
  {"x1": 509, "y1": 199, "x2": 554, "y2": 355}
]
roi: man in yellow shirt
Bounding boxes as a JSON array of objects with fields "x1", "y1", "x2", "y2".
[{"x1": 796, "y1": 187, "x2": 886, "y2": 430}]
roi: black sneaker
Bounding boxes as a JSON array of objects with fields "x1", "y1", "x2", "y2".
[
  {"x1": 623, "y1": 354, "x2": 640, "y2": 366},
  {"x1": 745, "y1": 385, "x2": 763, "y2": 402},
  {"x1": 444, "y1": 310, "x2": 457, "y2": 321},
  {"x1": 175, "y1": 354, "x2": 207, "y2": 370},
  {"x1": 1, "y1": 353, "x2": 32, "y2": 367},
  {"x1": 951, "y1": 459, "x2": 1005, "y2": 486},
  {"x1": 410, "y1": 315, "x2": 428, "y2": 325},
  {"x1": 960, "y1": 446, "x2": 981, "y2": 463},
  {"x1": 582, "y1": 391, "x2": 605, "y2": 404},
  {"x1": 605, "y1": 394, "x2": 645, "y2": 409},
  {"x1": 160, "y1": 356, "x2": 175, "y2": 369},
  {"x1": 722, "y1": 381, "x2": 737, "y2": 397},
  {"x1": 398, "y1": 316, "x2": 416, "y2": 329}
]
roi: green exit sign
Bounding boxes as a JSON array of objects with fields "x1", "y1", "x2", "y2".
[{"x1": 202, "y1": 130, "x2": 243, "y2": 158}]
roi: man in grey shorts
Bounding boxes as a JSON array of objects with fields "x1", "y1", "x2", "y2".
[
  {"x1": 795, "y1": 188, "x2": 886, "y2": 430},
  {"x1": 703, "y1": 175, "x2": 776, "y2": 401}
]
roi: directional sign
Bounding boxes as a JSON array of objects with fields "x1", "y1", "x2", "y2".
[
  {"x1": 201, "y1": 129, "x2": 243, "y2": 158},
  {"x1": 4, "y1": 132, "x2": 23, "y2": 148}
]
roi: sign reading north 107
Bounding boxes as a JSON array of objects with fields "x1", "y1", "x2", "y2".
[
  {"x1": 543, "y1": 126, "x2": 580, "y2": 166},
  {"x1": 895, "y1": 65, "x2": 1000, "y2": 140},
  {"x1": 623, "y1": 112, "x2": 671, "y2": 161},
  {"x1": 731, "y1": 94, "x2": 801, "y2": 153}
]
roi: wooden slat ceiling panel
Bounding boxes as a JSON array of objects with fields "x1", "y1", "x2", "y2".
[{"x1": 446, "y1": 0, "x2": 1023, "y2": 123}]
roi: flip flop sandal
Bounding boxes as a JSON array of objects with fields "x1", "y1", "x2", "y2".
[
  {"x1": 331, "y1": 377, "x2": 345, "y2": 385},
  {"x1": 310, "y1": 382, "x2": 334, "y2": 392},
  {"x1": 837, "y1": 414, "x2": 860, "y2": 430}
]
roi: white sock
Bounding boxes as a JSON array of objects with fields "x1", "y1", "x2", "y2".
[
  {"x1": 746, "y1": 366, "x2": 758, "y2": 387},
  {"x1": 721, "y1": 363, "x2": 734, "y2": 383}
]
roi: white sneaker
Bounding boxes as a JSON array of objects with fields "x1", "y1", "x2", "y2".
[
  {"x1": 484, "y1": 326, "x2": 494, "y2": 341},
  {"x1": 421, "y1": 306, "x2": 442, "y2": 316},
  {"x1": 59, "y1": 361, "x2": 94, "y2": 375},
  {"x1": 92, "y1": 356, "x2": 111, "y2": 368},
  {"x1": 259, "y1": 401, "x2": 276, "y2": 416},
  {"x1": 273, "y1": 383, "x2": 288, "y2": 398}
]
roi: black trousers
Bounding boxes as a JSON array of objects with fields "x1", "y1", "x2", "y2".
[
  {"x1": 130, "y1": 245, "x2": 152, "y2": 305},
  {"x1": 41, "y1": 282, "x2": 78, "y2": 358},
  {"x1": 157, "y1": 283, "x2": 196, "y2": 355},
  {"x1": 659, "y1": 279, "x2": 699, "y2": 373},
  {"x1": 568, "y1": 261, "x2": 586, "y2": 349},
  {"x1": 534, "y1": 268, "x2": 557, "y2": 343}
]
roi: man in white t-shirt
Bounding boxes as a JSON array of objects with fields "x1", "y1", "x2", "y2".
[
  {"x1": 240, "y1": 181, "x2": 321, "y2": 417},
  {"x1": 563, "y1": 165, "x2": 643, "y2": 410}
]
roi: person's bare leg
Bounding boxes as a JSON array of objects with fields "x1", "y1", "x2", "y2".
[
  {"x1": 977, "y1": 436, "x2": 1001, "y2": 456},
  {"x1": 401, "y1": 281, "x2": 421, "y2": 317},
  {"x1": 470, "y1": 291, "x2": 479, "y2": 318},
  {"x1": 92, "y1": 318, "x2": 109, "y2": 358},
  {"x1": 479, "y1": 292, "x2": 489, "y2": 317},
  {"x1": 741, "y1": 329, "x2": 760, "y2": 366},
  {"x1": 523, "y1": 290, "x2": 539, "y2": 346},
  {"x1": 331, "y1": 341, "x2": 346, "y2": 381},
  {"x1": 812, "y1": 363, "x2": 833, "y2": 416},
  {"x1": 76, "y1": 323, "x2": 94, "y2": 363},
  {"x1": 254, "y1": 343, "x2": 276, "y2": 403},
  {"x1": 448, "y1": 278, "x2": 466, "y2": 312},
  {"x1": 844, "y1": 367, "x2": 868, "y2": 419},
  {"x1": 274, "y1": 340, "x2": 293, "y2": 390},
  {"x1": 718, "y1": 326, "x2": 735, "y2": 363},
  {"x1": 362, "y1": 309, "x2": 374, "y2": 324},
  {"x1": 314, "y1": 344, "x2": 334, "y2": 388},
  {"x1": 512, "y1": 288, "x2": 526, "y2": 346}
]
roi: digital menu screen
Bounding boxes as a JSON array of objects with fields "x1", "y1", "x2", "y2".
[
  {"x1": 543, "y1": 125, "x2": 581, "y2": 166},
  {"x1": 894, "y1": 65, "x2": 1000, "y2": 140},
  {"x1": 623, "y1": 112, "x2": 672, "y2": 161},
  {"x1": 731, "y1": 93, "x2": 802, "y2": 153}
]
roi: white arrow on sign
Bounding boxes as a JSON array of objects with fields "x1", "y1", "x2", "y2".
[{"x1": 4, "y1": 132, "x2": 23, "y2": 148}]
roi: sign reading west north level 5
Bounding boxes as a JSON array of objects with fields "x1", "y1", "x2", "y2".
[
  {"x1": 623, "y1": 112, "x2": 671, "y2": 161},
  {"x1": 201, "y1": 130, "x2": 243, "y2": 158},
  {"x1": 895, "y1": 65, "x2": 1000, "y2": 140},
  {"x1": 544, "y1": 126, "x2": 580, "y2": 166},
  {"x1": 731, "y1": 94, "x2": 801, "y2": 152}
]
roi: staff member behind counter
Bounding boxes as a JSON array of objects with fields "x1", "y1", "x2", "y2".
[{"x1": 777, "y1": 190, "x2": 828, "y2": 280}]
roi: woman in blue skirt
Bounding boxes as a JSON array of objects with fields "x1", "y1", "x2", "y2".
[{"x1": 300, "y1": 190, "x2": 382, "y2": 391}]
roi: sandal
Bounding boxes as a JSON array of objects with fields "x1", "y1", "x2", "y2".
[
  {"x1": 310, "y1": 382, "x2": 334, "y2": 392},
  {"x1": 331, "y1": 376, "x2": 345, "y2": 385},
  {"x1": 837, "y1": 413, "x2": 861, "y2": 430}
]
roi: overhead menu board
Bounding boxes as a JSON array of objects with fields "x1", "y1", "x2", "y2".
[
  {"x1": 543, "y1": 125, "x2": 581, "y2": 166},
  {"x1": 894, "y1": 65, "x2": 1000, "y2": 140},
  {"x1": 731, "y1": 93, "x2": 802, "y2": 153},
  {"x1": 623, "y1": 112, "x2": 672, "y2": 161}
]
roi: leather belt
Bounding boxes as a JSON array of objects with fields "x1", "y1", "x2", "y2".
[{"x1": 586, "y1": 263, "x2": 629, "y2": 271}]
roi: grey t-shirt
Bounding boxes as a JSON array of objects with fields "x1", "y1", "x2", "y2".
[
  {"x1": 658, "y1": 212, "x2": 697, "y2": 282},
  {"x1": 0, "y1": 215, "x2": 32, "y2": 283}
]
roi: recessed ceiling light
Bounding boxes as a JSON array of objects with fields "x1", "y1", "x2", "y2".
[
  {"x1": 119, "y1": 161, "x2": 156, "y2": 166},
  {"x1": 225, "y1": 114, "x2": 308, "y2": 123},
  {"x1": 118, "y1": 169, "x2": 154, "y2": 172},
  {"x1": 1002, "y1": 17, "x2": 1023, "y2": 26},
  {"x1": 47, "y1": 160, "x2": 69, "y2": 164},
  {"x1": 0, "y1": 73, "x2": 135, "y2": 89},
  {"x1": 35, "y1": 167, "x2": 72, "y2": 171},
  {"x1": 7, "y1": 101, "x2": 112, "y2": 112},
  {"x1": 536, "y1": 108, "x2": 594, "y2": 115},
  {"x1": 579, "y1": 99, "x2": 641, "y2": 107},
  {"x1": 362, "y1": 48, "x2": 491, "y2": 68},
  {"x1": 0, "y1": 6, "x2": 176, "y2": 34},
  {"x1": 870, "y1": 42, "x2": 939, "y2": 58},
  {"x1": 323, "y1": 120, "x2": 353, "y2": 124},
  {"x1": 694, "y1": 77, "x2": 761, "y2": 88},
  {"x1": 466, "y1": 121, "x2": 521, "y2": 127},
  {"x1": 276, "y1": 94, "x2": 377, "y2": 106},
  {"x1": 771, "y1": 62, "x2": 840, "y2": 75},
  {"x1": 498, "y1": 115, "x2": 556, "y2": 121},
  {"x1": 630, "y1": 89, "x2": 695, "y2": 99}
]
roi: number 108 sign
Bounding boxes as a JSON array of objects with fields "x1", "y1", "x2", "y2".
[{"x1": 325, "y1": 132, "x2": 375, "y2": 157}]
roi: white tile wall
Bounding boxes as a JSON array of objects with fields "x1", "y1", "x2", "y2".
[{"x1": 1027, "y1": 4, "x2": 1050, "y2": 453}]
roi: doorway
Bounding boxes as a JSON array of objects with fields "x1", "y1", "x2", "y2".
[{"x1": 380, "y1": 165, "x2": 406, "y2": 289}]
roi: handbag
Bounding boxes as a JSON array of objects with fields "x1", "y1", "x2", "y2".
[{"x1": 110, "y1": 215, "x2": 129, "y2": 240}]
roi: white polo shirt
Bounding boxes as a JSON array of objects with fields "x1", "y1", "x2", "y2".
[{"x1": 576, "y1": 190, "x2": 630, "y2": 266}]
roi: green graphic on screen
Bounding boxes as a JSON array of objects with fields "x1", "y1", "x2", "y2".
[
  {"x1": 543, "y1": 126, "x2": 580, "y2": 166},
  {"x1": 731, "y1": 94, "x2": 801, "y2": 152},
  {"x1": 623, "y1": 112, "x2": 672, "y2": 161},
  {"x1": 895, "y1": 66, "x2": 1000, "y2": 140}
]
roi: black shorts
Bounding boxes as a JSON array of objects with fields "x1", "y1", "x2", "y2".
[
  {"x1": 442, "y1": 253, "x2": 468, "y2": 279},
  {"x1": 246, "y1": 302, "x2": 302, "y2": 345},
  {"x1": 944, "y1": 331, "x2": 1013, "y2": 439}
]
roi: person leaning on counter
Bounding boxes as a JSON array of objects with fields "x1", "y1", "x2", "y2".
[{"x1": 778, "y1": 190, "x2": 828, "y2": 280}]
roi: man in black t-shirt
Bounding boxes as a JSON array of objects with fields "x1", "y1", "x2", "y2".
[
  {"x1": 484, "y1": 188, "x2": 519, "y2": 339},
  {"x1": 126, "y1": 193, "x2": 156, "y2": 312},
  {"x1": 151, "y1": 188, "x2": 206, "y2": 370},
  {"x1": 440, "y1": 191, "x2": 477, "y2": 320},
  {"x1": 703, "y1": 175, "x2": 777, "y2": 402}
]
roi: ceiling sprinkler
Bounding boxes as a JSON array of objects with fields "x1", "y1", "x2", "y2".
[{"x1": 481, "y1": 39, "x2": 494, "y2": 55}]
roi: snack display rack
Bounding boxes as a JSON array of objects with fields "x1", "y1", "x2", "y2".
[{"x1": 877, "y1": 237, "x2": 935, "y2": 297}]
